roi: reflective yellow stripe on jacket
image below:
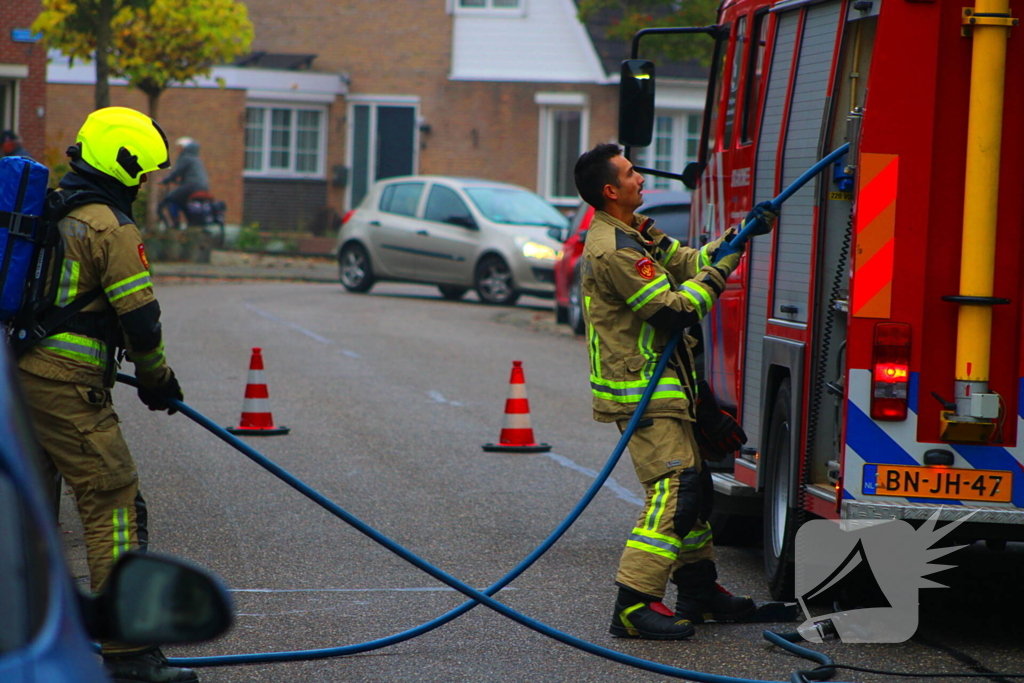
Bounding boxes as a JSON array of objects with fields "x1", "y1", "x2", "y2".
[
  {"x1": 697, "y1": 242, "x2": 713, "y2": 269},
  {"x1": 37, "y1": 332, "x2": 106, "y2": 366},
  {"x1": 587, "y1": 296, "x2": 687, "y2": 404},
  {"x1": 680, "y1": 281, "x2": 713, "y2": 319},
  {"x1": 105, "y1": 272, "x2": 152, "y2": 302},
  {"x1": 625, "y1": 275, "x2": 670, "y2": 313},
  {"x1": 55, "y1": 259, "x2": 81, "y2": 307}
]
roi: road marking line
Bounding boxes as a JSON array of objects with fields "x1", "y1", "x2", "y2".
[
  {"x1": 427, "y1": 390, "x2": 464, "y2": 406},
  {"x1": 244, "y1": 302, "x2": 360, "y2": 358},
  {"x1": 544, "y1": 452, "x2": 643, "y2": 506},
  {"x1": 244, "y1": 302, "x2": 334, "y2": 344}
]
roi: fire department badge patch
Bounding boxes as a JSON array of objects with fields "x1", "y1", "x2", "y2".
[
  {"x1": 138, "y1": 243, "x2": 150, "y2": 270},
  {"x1": 635, "y1": 257, "x2": 656, "y2": 280}
]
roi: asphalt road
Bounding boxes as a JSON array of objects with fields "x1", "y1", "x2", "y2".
[{"x1": 65, "y1": 279, "x2": 1024, "y2": 682}]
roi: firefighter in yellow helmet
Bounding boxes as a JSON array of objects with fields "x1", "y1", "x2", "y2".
[
  {"x1": 15, "y1": 107, "x2": 197, "y2": 683},
  {"x1": 575, "y1": 143, "x2": 772, "y2": 640}
]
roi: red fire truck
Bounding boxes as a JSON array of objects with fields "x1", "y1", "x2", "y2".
[{"x1": 621, "y1": 0, "x2": 1024, "y2": 599}]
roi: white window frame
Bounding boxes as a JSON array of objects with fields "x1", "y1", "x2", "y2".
[
  {"x1": 536, "y1": 92, "x2": 588, "y2": 207},
  {"x1": 243, "y1": 101, "x2": 328, "y2": 179},
  {"x1": 0, "y1": 72, "x2": 23, "y2": 132},
  {"x1": 448, "y1": 0, "x2": 526, "y2": 17},
  {"x1": 633, "y1": 110, "x2": 701, "y2": 190}
]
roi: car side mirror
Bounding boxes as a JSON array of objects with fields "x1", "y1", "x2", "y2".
[
  {"x1": 619, "y1": 60, "x2": 656, "y2": 148},
  {"x1": 681, "y1": 161, "x2": 705, "y2": 190},
  {"x1": 447, "y1": 216, "x2": 478, "y2": 230},
  {"x1": 85, "y1": 552, "x2": 233, "y2": 645},
  {"x1": 547, "y1": 226, "x2": 566, "y2": 243}
]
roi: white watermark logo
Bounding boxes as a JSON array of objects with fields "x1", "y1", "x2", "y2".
[{"x1": 795, "y1": 511, "x2": 973, "y2": 643}]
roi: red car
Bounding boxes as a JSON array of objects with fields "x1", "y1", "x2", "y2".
[{"x1": 554, "y1": 190, "x2": 692, "y2": 334}]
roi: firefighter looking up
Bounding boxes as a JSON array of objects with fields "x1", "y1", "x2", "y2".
[
  {"x1": 15, "y1": 107, "x2": 196, "y2": 683},
  {"x1": 575, "y1": 143, "x2": 775, "y2": 640}
]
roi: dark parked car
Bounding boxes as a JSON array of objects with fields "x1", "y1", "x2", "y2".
[
  {"x1": 553, "y1": 190, "x2": 691, "y2": 334},
  {"x1": 0, "y1": 342, "x2": 233, "y2": 682}
]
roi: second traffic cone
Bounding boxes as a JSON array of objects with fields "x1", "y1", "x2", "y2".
[
  {"x1": 226, "y1": 347, "x2": 290, "y2": 436},
  {"x1": 483, "y1": 360, "x2": 551, "y2": 453}
]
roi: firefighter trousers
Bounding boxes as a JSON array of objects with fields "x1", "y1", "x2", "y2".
[
  {"x1": 17, "y1": 371, "x2": 148, "y2": 601},
  {"x1": 615, "y1": 417, "x2": 714, "y2": 599}
]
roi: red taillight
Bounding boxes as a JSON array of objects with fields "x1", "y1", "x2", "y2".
[
  {"x1": 870, "y1": 323, "x2": 911, "y2": 421},
  {"x1": 341, "y1": 210, "x2": 356, "y2": 225}
]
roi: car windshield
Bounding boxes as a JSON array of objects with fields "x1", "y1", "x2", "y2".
[
  {"x1": 465, "y1": 187, "x2": 568, "y2": 229},
  {"x1": 643, "y1": 205, "x2": 691, "y2": 243}
]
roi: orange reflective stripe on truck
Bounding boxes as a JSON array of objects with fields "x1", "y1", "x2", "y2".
[{"x1": 852, "y1": 153, "x2": 898, "y2": 319}]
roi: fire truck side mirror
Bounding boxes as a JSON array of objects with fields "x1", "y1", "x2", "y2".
[
  {"x1": 619, "y1": 60, "x2": 656, "y2": 148},
  {"x1": 681, "y1": 161, "x2": 704, "y2": 190}
]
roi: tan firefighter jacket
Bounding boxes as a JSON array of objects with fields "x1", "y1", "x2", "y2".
[
  {"x1": 17, "y1": 202, "x2": 171, "y2": 390},
  {"x1": 580, "y1": 210, "x2": 740, "y2": 423}
]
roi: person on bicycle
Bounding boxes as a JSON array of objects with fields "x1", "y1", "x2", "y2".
[{"x1": 157, "y1": 137, "x2": 208, "y2": 229}]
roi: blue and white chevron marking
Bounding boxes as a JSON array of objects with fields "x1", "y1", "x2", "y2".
[{"x1": 843, "y1": 370, "x2": 1024, "y2": 511}]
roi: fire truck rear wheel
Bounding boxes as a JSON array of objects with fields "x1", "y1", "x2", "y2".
[{"x1": 763, "y1": 378, "x2": 796, "y2": 601}]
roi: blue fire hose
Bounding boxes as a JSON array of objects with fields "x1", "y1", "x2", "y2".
[{"x1": 117, "y1": 144, "x2": 849, "y2": 680}]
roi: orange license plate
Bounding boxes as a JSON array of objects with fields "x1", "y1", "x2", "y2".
[{"x1": 862, "y1": 464, "x2": 1012, "y2": 503}]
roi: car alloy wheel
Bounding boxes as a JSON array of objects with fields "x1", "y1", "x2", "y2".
[
  {"x1": 339, "y1": 243, "x2": 374, "y2": 293},
  {"x1": 474, "y1": 256, "x2": 520, "y2": 306}
]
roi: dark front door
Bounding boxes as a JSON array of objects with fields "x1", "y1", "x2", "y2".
[{"x1": 350, "y1": 103, "x2": 417, "y2": 209}]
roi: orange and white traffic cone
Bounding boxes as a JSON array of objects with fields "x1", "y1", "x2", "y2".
[
  {"x1": 226, "y1": 347, "x2": 290, "y2": 436},
  {"x1": 483, "y1": 360, "x2": 551, "y2": 453}
]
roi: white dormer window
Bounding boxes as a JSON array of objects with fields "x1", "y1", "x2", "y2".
[{"x1": 451, "y1": 0, "x2": 525, "y2": 16}]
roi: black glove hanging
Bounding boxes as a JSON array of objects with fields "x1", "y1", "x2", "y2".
[{"x1": 694, "y1": 380, "x2": 747, "y2": 461}]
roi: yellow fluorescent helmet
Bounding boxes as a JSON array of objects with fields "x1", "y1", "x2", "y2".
[{"x1": 76, "y1": 107, "x2": 171, "y2": 187}]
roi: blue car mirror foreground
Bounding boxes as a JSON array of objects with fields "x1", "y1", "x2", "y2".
[{"x1": 84, "y1": 551, "x2": 234, "y2": 646}]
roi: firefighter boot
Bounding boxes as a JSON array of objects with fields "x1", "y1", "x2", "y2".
[
  {"x1": 103, "y1": 647, "x2": 199, "y2": 683},
  {"x1": 609, "y1": 586, "x2": 696, "y2": 640},
  {"x1": 673, "y1": 560, "x2": 755, "y2": 624}
]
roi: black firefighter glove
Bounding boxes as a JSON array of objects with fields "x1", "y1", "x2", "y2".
[
  {"x1": 694, "y1": 380, "x2": 747, "y2": 461},
  {"x1": 137, "y1": 370, "x2": 184, "y2": 415},
  {"x1": 744, "y1": 201, "x2": 778, "y2": 236}
]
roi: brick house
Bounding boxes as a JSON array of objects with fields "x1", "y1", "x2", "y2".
[
  {"x1": 46, "y1": 57, "x2": 346, "y2": 228},
  {"x1": 43, "y1": 0, "x2": 708, "y2": 234},
  {"x1": 1, "y1": 0, "x2": 46, "y2": 161}
]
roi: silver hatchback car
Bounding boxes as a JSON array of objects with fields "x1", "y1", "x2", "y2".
[{"x1": 335, "y1": 176, "x2": 568, "y2": 305}]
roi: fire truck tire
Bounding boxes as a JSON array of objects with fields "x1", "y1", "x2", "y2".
[{"x1": 763, "y1": 378, "x2": 796, "y2": 601}]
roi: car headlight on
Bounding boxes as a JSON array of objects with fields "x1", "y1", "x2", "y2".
[{"x1": 519, "y1": 240, "x2": 559, "y2": 261}]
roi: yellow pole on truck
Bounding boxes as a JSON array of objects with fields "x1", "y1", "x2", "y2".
[{"x1": 944, "y1": 0, "x2": 1017, "y2": 441}]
